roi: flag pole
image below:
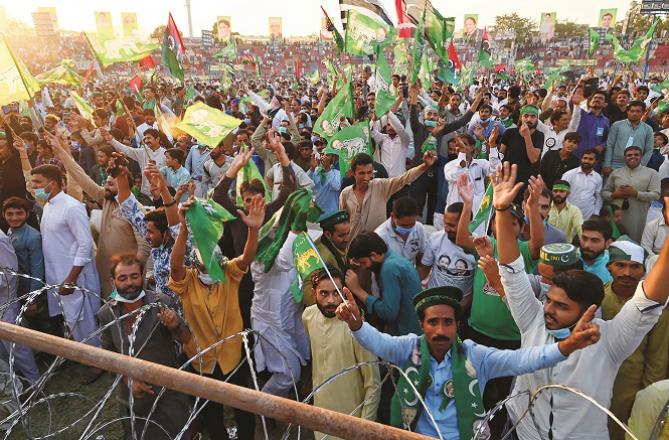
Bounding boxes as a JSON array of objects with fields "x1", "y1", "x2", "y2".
[{"x1": 304, "y1": 233, "x2": 357, "y2": 320}]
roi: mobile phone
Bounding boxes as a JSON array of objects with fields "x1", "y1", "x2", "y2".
[
  {"x1": 108, "y1": 156, "x2": 129, "y2": 177},
  {"x1": 402, "y1": 85, "x2": 409, "y2": 99}
]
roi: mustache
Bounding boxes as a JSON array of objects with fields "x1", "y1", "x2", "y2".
[
  {"x1": 618, "y1": 276, "x2": 637, "y2": 283},
  {"x1": 431, "y1": 335, "x2": 450, "y2": 342}
]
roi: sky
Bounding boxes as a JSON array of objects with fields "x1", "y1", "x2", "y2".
[{"x1": 1, "y1": 0, "x2": 634, "y2": 38}]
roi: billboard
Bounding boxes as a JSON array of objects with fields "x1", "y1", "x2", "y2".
[
  {"x1": 598, "y1": 8, "x2": 617, "y2": 30},
  {"x1": 95, "y1": 11, "x2": 114, "y2": 38},
  {"x1": 269, "y1": 17, "x2": 282, "y2": 39},
  {"x1": 463, "y1": 14, "x2": 479, "y2": 39},
  {"x1": 215, "y1": 16, "x2": 232, "y2": 43},
  {"x1": 121, "y1": 12, "x2": 138, "y2": 37},
  {"x1": 539, "y1": 12, "x2": 556, "y2": 43}
]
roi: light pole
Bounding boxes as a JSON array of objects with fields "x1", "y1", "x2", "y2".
[{"x1": 185, "y1": 0, "x2": 193, "y2": 38}]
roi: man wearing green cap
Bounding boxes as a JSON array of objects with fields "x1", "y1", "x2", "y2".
[
  {"x1": 335, "y1": 284, "x2": 601, "y2": 439},
  {"x1": 601, "y1": 240, "x2": 669, "y2": 440},
  {"x1": 493, "y1": 161, "x2": 669, "y2": 440},
  {"x1": 499, "y1": 105, "x2": 544, "y2": 200},
  {"x1": 547, "y1": 180, "x2": 583, "y2": 243}
]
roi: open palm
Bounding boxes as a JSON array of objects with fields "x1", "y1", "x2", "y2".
[{"x1": 492, "y1": 162, "x2": 525, "y2": 210}]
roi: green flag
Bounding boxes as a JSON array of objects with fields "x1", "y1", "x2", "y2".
[
  {"x1": 393, "y1": 41, "x2": 410, "y2": 76},
  {"x1": 85, "y1": 32, "x2": 159, "y2": 68},
  {"x1": 321, "y1": 6, "x2": 344, "y2": 53},
  {"x1": 374, "y1": 47, "x2": 396, "y2": 118},
  {"x1": 290, "y1": 232, "x2": 325, "y2": 303},
  {"x1": 186, "y1": 198, "x2": 237, "y2": 283},
  {"x1": 330, "y1": 122, "x2": 372, "y2": 178},
  {"x1": 588, "y1": 28, "x2": 600, "y2": 57},
  {"x1": 469, "y1": 183, "x2": 493, "y2": 233},
  {"x1": 344, "y1": 10, "x2": 394, "y2": 56},
  {"x1": 515, "y1": 59, "x2": 534, "y2": 75},
  {"x1": 70, "y1": 91, "x2": 95, "y2": 120},
  {"x1": 36, "y1": 60, "x2": 83, "y2": 87},
  {"x1": 313, "y1": 82, "x2": 355, "y2": 140},
  {"x1": 255, "y1": 189, "x2": 322, "y2": 272},
  {"x1": 460, "y1": 64, "x2": 477, "y2": 88},
  {"x1": 0, "y1": 38, "x2": 41, "y2": 106},
  {"x1": 114, "y1": 99, "x2": 125, "y2": 117},
  {"x1": 477, "y1": 29, "x2": 493, "y2": 68},
  {"x1": 410, "y1": 19, "x2": 425, "y2": 84},
  {"x1": 214, "y1": 38, "x2": 238, "y2": 60},
  {"x1": 607, "y1": 17, "x2": 661, "y2": 64},
  {"x1": 184, "y1": 84, "x2": 198, "y2": 104},
  {"x1": 425, "y1": 11, "x2": 454, "y2": 61},
  {"x1": 310, "y1": 68, "x2": 321, "y2": 86},
  {"x1": 177, "y1": 102, "x2": 242, "y2": 147},
  {"x1": 651, "y1": 78, "x2": 669, "y2": 94},
  {"x1": 544, "y1": 67, "x2": 567, "y2": 90},
  {"x1": 657, "y1": 95, "x2": 669, "y2": 114},
  {"x1": 235, "y1": 151, "x2": 271, "y2": 206}
]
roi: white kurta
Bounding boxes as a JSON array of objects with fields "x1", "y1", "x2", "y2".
[
  {"x1": 250, "y1": 232, "x2": 310, "y2": 394},
  {"x1": 41, "y1": 192, "x2": 101, "y2": 346}
]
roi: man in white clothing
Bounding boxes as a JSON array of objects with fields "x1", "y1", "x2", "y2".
[
  {"x1": 371, "y1": 111, "x2": 410, "y2": 178},
  {"x1": 493, "y1": 163, "x2": 669, "y2": 440},
  {"x1": 561, "y1": 149, "x2": 603, "y2": 220},
  {"x1": 266, "y1": 143, "x2": 314, "y2": 201},
  {"x1": 102, "y1": 127, "x2": 166, "y2": 197},
  {"x1": 375, "y1": 197, "x2": 427, "y2": 266},
  {"x1": 443, "y1": 132, "x2": 502, "y2": 212},
  {"x1": 30, "y1": 165, "x2": 102, "y2": 380}
]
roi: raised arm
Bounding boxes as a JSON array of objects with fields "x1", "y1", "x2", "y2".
[
  {"x1": 520, "y1": 123, "x2": 540, "y2": 164},
  {"x1": 170, "y1": 204, "x2": 190, "y2": 282},
  {"x1": 493, "y1": 163, "x2": 527, "y2": 265},
  {"x1": 234, "y1": 196, "x2": 266, "y2": 271},
  {"x1": 526, "y1": 175, "x2": 545, "y2": 259},
  {"x1": 144, "y1": 163, "x2": 179, "y2": 227},
  {"x1": 642, "y1": 197, "x2": 669, "y2": 304},
  {"x1": 454, "y1": 174, "x2": 476, "y2": 252}
]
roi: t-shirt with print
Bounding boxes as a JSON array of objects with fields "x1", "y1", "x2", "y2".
[
  {"x1": 421, "y1": 230, "x2": 476, "y2": 296},
  {"x1": 468, "y1": 236, "x2": 536, "y2": 341}
]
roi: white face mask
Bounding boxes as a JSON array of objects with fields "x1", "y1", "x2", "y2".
[
  {"x1": 198, "y1": 273, "x2": 217, "y2": 286},
  {"x1": 110, "y1": 288, "x2": 146, "y2": 304}
]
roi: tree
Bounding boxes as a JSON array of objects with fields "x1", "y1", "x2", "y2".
[
  {"x1": 491, "y1": 13, "x2": 537, "y2": 43},
  {"x1": 151, "y1": 25, "x2": 166, "y2": 40},
  {"x1": 621, "y1": 1, "x2": 669, "y2": 37},
  {"x1": 554, "y1": 21, "x2": 588, "y2": 39}
]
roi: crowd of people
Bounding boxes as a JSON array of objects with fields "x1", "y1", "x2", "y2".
[{"x1": 1, "y1": 23, "x2": 669, "y2": 440}]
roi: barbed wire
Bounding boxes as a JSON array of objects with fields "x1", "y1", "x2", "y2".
[{"x1": 0, "y1": 267, "x2": 661, "y2": 439}]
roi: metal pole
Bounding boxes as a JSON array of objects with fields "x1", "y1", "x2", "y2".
[
  {"x1": 0, "y1": 321, "x2": 430, "y2": 440},
  {"x1": 185, "y1": 0, "x2": 194, "y2": 38},
  {"x1": 643, "y1": 39, "x2": 653, "y2": 82}
]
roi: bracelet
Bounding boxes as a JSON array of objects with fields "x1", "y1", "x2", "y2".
[
  {"x1": 494, "y1": 205, "x2": 512, "y2": 212},
  {"x1": 163, "y1": 199, "x2": 177, "y2": 208}
]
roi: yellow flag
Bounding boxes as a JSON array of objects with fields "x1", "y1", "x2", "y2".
[{"x1": 0, "y1": 39, "x2": 41, "y2": 106}]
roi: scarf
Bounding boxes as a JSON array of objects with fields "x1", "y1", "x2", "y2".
[{"x1": 390, "y1": 336, "x2": 486, "y2": 440}]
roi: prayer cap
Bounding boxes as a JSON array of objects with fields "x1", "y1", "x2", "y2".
[
  {"x1": 318, "y1": 210, "x2": 349, "y2": 230},
  {"x1": 608, "y1": 240, "x2": 645, "y2": 265},
  {"x1": 540, "y1": 243, "x2": 580, "y2": 268},
  {"x1": 413, "y1": 286, "x2": 463, "y2": 317}
]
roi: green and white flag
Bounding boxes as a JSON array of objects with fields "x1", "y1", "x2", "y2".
[
  {"x1": 177, "y1": 102, "x2": 242, "y2": 147},
  {"x1": 310, "y1": 68, "x2": 321, "y2": 86},
  {"x1": 588, "y1": 28, "x2": 600, "y2": 57},
  {"x1": 186, "y1": 198, "x2": 236, "y2": 283},
  {"x1": 393, "y1": 41, "x2": 410, "y2": 76},
  {"x1": 0, "y1": 38, "x2": 41, "y2": 106},
  {"x1": 290, "y1": 232, "x2": 325, "y2": 303},
  {"x1": 425, "y1": 12, "x2": 454, "y2": 61},
  {"x1": 344, "y1": 10, "x2": 394, "y2": 57},
  {"x1": 374, "y1": 46, "x2": 396, "y2": 118},
  {"x1": 514, "y1": 59, "x2": 535, "y2": 76},
  {"x1": 313, "y1": 81, "x2": 355, "y2": 140},
  {"x1": 36, "y1": 60, "x2": 83, "y2": 87},
  {"x1": 469, "y1": 183, "x2": 493, "y2": 233},
  {"x1": 330, "y1": 122, "x2": 372, "y2": 178},
  {"x1": 235, "y1": 150, "x2": 271, "y2": 206},
  {"x1": 85, "y1": 32, "x2": 159, "y2": 68},
  {"x1": 70, "y1": 91, "x2": 95, "y2": 120},
  {"x1": 606, "y1": 18, "x2": 660, "y2": 64}
]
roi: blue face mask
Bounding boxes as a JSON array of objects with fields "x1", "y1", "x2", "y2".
[
  {"x1": 243, "y1": 118, "x2": 252, "y2": 125},
  {"x1": 480, "y1": 117, "x2": 491, "y2": 124},
  {"x1": 311, "y1": 136, "x2": 320, "y2": 143},
  {"x1": 394, "y1": 225, "x2": 414, "y2": 236},
  {"x1": 34, "y1": 187, "x2": 51, "y2": 203},
  {"x1": 547, "y1": 326, "x2": 571, "y2": 340},
  {"x1": 278, "y1": 126, "x2": 288, "y2": 134},
  {"x1": 539, "y1": 282, "x2": 550, "y2": 297},
  {"x1": 424, "y1": 120, "x2": 437, "y2": 128}
]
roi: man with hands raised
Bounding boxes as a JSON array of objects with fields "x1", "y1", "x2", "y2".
[
  {"x1": 493, "y1": 162, "x2": 669, "y2": 440},
  {"x1": 335, "y1": 281, "x2": 601, "y2": 439}
]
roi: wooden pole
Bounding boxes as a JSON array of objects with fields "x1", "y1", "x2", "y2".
[{"x1": 0, "y1": 321, "x2": 430, "y2": 440}]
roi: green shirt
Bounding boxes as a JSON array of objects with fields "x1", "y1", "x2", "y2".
[{"x1": 469, "y1": 236, "x2": 536, "y2": 341}]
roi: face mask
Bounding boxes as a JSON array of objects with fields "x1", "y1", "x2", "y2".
[
  {"x1": 539, "y1": 282, "x2": 550, "y2": 297},
  {"x1": 34, "y1": 186, "x2": 51, "y2": 203},
  {"x1": 110, "y1": 288, "x2": 146, "y2": 304},
  {"x1": 198, "y1": 273, "x2": 217, "y2": 285},
  {"x1": 278, "y1": 126, "x2": 288, "y2": 134},
  {"x1": 298, "y1": 124, "x2": 304, "y2": 129},
  {"x1": 243, "y1": 118, "x2": 252, "y2": 125},
  {"x1": 311, "y1": 136, "x2": 320, "y2": 143},
  {"x1": 424, "y1": 120, "x2": 437, "y2": 128},
  {"x1": 547, "y1": 326, "x2": 571, "y2": 341},
  {"x1": 394, "y1": 225, "x2": 414, "y2": 236},
  {"x1": 480, "y1": 117, "x2": 491, "y2": 124}
]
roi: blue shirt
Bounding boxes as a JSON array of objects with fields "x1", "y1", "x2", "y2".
[
  {"x1": 7, "y1": 224, "x2": 44, "y2": 295},
  {"x1": 576, "y1": 109, "x2": 610, "y2": 157},
  {"x1": 366, "y1": 251, "x2": 423, "y2": 336},
  {"x1": 604, "y1": 119, "x2": 654, "y2": 169},
  {"x1": 185, "y1": 145, "x2": 210, "y2": 181},
  {"x1": 582, "y1": 250, "x2": 612, "y2": 284},
  {"x1": 353, "y1": 322, "x2": 566, "y2": 439},
  {"x1": 307, "y1": 167, "x2": 341, "y2": 216}
]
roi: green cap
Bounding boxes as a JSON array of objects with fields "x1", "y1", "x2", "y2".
[
  {"x1": 323, "y1": 146, "x2": 339, "y2": 156},
  {"x1": 608, "y1": 240, "x2": 645, "y2": 265},
  {"x1": 540, "y1": 243, "x2": 580, "y2": 268},
  {"x1": 318, "y1": 210, "x2": 349, "y2": 230},
  {"x1": 520, "y1": 105, "x2": 540, "y2": 116},
  {"x1": 0, "y1": 130, "x2": 6, "y2": 139},
  {"x1": 413, "y1": 286, "x2": 463, "y2": 318},
  {"x1": 552, "y1": 182, "x2": 571, "y2": 192}
]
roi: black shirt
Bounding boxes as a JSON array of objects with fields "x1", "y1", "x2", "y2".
[
  {"x1": 539, "y1": 150, "x2": 580, "y2": 189},
  {"x1": 500, "y1": 127, "x2": 544, "y2": 184},
  {"x1": 604, "y1": 104, "x2": 627, "y2": 125}
]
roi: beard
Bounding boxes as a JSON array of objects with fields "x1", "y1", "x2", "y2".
[
  {"x1": 317, "y1": 302, "x2": 338, "y2": 318},
  {"x1": 118, "y1": 284, "x2": 143, "y2": 300},
  {"x1": 447, "y1": 231, "x2": 457, "y2": 242},
  {"x1": 581, "y1": 162, "x2": 593, "y2": 171},
  {"x1": 553, "y1": 196, "x2": 566, "y2": 204},
  {"x1": 104, "y1": 189, "x2": 116, "y2": 201},
  {"x1": 581, "y1": 248, "x2": 603, "y2": 261},
  {"x1": 370, "y1": 261, "x2": 383, "y2": 274}
]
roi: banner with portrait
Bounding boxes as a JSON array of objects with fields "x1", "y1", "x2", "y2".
[
  {"x1": 95, "y1": 11, "x2": 114, "y2": 38},
  {"x1": 598, "y1": 8, "x2": 617, "y2": 31},
  {"x1": 463, "y1": 14, "x2": 479, "y2": 40},
  {"x1": 121, "y1": 12, "x2": 138, "y2": 37},
  {"x1": 269, "y1": 17, "x2": 282, "y2": 39},
  {"x1": 216, "y1": 16, "x2": 232, "y2": 43},
  {"x1": 539, "y1": 12, "x2": 556, "y2": 43}
]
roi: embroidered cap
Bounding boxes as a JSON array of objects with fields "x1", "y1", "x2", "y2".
[
  {"x1": 540, "y1": 243, "x2": 580, "y2": 268},
  {"x1": 413, "y1": 286, "x2": 463, "y2": 318}
]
